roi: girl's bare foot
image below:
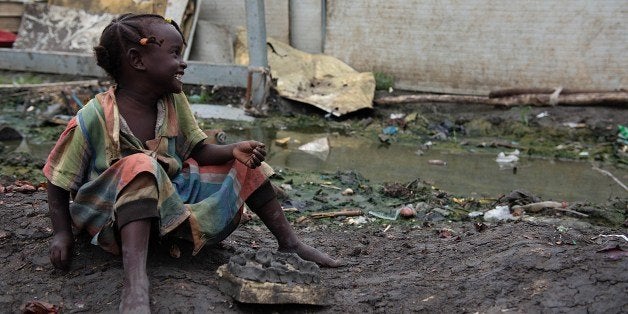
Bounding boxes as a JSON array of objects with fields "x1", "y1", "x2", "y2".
[
  {"x1": 280, "y1": 241, "x2": 343, "y2": 267},
  {"x1": 119, "y1": 276, "x2": 150, "y2": 314}
]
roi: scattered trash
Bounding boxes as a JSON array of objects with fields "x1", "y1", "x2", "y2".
[
  {"x1": 382, "y1": 126, "x2": 398, "y2": 135},
  {"x1": 20, "y1": 300, "x2": 60, "y2": 314},
  {"x1": 346, "y1": 216, "x2": 370, "y2": 225},
  {"x1": 275, "y1": 137, "x2": 290, "y2": 147},
  {"x1": 536, "y1": 111, "x2": 549, "y2": 118},
  {"x1": 468, "y1": 211, "x2": 484, "y2": 218},
  {"x1": 298, "y1": 137, "x2": 330, "y2": 160},
  {"x1": 404, "y1": 112, "x2": 418, "y2": 123},
  {"x1": 496, "y1": 149, "x2": 520, "y2": 170},
  {"x1": 591, "y1": 234, "x2": 628, "y2": 242},
  {"x1": 390, "y1": 113, "x2": 405, "y2": 120},
  {"x1": 438, "y1": 228, "x2": 455, "y2": 238},
  {"x1": 378, "y1": 133, "x2": 393, "y2": 144},
  {"x1": 427, "y1": 159, "x2": 447, "y2": 166},
  {"x1": 563, "y1": 122, "x2": 587, "y2": 129},
  {"x1": 429, "y1": 119, "x2": 464, "y2": 139},
  {"x1": 369, "y1": 207, "x2": 402, "y2": 220},
  {"x1": 483, "y1": 205, "x2": 517, "y2": 221},
  {"x1": 496, "y1": 149, "x2": 520, "y2": 163},
  {"x1": 618, "y1": 125, "x2": 628, "y2": 145},
  {"x1": 399, "y1": 205, "x2": 416, "y2": 218},
  {"x1": 2, "y1": 180, "x2": 37, "y2": 193},
  {"x1": 341, "y1": 188, "x2": 354, "y2": 196}
]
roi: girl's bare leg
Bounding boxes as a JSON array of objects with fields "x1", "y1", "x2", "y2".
[
  {"x1": 253, "y1": 198, "x2": 342, "y2": 267},
  {"x1": 119, "y1": 219, "x2": 151, "y2": 314}
]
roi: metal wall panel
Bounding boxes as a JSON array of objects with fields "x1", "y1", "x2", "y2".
[{"x1": 325, "y1": 0, "x2": 627, "y2": 95}]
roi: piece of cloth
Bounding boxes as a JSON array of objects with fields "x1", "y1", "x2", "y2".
[{"x1": 44, "y1": 87, "x2": 272, "y2": 255}]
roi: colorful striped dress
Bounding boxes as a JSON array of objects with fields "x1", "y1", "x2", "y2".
[{"x1": 43, "y1": 87, "x2": 272, "y2": 255}]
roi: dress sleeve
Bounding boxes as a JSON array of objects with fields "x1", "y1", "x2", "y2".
[
  {"x1": 173, "y1": 92, "x2": 208, "y2": 160},
  {"x1": 42, "y1": 117, "x2": 91, "y2": 191}
]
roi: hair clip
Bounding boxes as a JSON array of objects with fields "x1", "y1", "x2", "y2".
[
  {"x1": 164, "y1": 17, "x2": 172, "y2": 24},
  {"x1": 139, "y1": 37, "x2": 149, "y2": 46}
]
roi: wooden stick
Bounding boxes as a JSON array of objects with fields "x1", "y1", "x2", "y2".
[
  {"x1": 488, "y1": 88, "x2": 624, "y2": 98},
  {"x1": 374, "y1": 92, "x2": 628, "y2": 107},
  {"x1": 375, "y1": 94, "x2": 488, "y2": 105},
  {"x1": 512, "y1": 202, "x2": 589, "y2": 217},
  {"x1": 309, "y1": 209, "x2": 363, "y2": 219},
  {"x1": 513, "y1": 201, "x2": 564, "y2": 212},
  {"x1": 592, "y1": 166, "x2": 628, "y2": 192}
]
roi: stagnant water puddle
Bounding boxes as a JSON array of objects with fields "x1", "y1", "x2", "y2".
[
  {"x1": 5, "y1": 130, "x2": 626, "y2": 204},
  {"x1": 257, "y1": 130, "x2": 626, "y2": 204}
]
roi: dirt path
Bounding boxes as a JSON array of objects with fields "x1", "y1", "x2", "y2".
[
  {"x1": 1, "y1": 81, "x2": 626, "y2": 312},
  {"x1": 1, "y1": 190, "x2": 626, "y2": 313}
]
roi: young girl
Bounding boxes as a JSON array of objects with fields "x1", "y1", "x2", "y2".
[{"x1": 44, "y1": 13, "x2": 340, "y2": 313}]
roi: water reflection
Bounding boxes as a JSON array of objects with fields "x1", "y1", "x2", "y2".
[{"x1": 264, "y1": 132, "x2": 627, "y2": 203}]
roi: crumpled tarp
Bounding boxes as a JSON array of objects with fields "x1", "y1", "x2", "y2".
[{"x1": 234, "y1": 29, "x2": 375, "y2": 117}]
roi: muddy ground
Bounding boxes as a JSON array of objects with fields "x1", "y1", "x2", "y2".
[{"x1": 0, "y1": 79, "x2": 627, "y2": 313}]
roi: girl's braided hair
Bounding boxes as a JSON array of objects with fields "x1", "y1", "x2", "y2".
[{"x1": 94, "y1": 13, "x2": 185, "y2": 82}]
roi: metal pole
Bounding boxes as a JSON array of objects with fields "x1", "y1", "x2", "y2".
[{"x1": 244, "y1": 0, "x2": 269, "y2": 111}]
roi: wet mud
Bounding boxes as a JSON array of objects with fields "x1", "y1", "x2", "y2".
[
  {"x1": 0, "y1": 81, "x2": 627, "y2": 312},
  {"x1": 0, "y1": 189, "x2": 627, "y2": 313}
]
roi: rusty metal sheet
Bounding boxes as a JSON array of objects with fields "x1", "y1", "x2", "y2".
[
  {"x1": 324, "y1": 0, "x2": 627, "y2": 95},
  {"x1": 13, "y1": 3, "x2": 114, "y2": 53}
]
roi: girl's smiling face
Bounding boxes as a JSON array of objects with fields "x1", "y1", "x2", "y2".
[{"x1": 141, "y1": 22, "x2": 187, "y2": 94}]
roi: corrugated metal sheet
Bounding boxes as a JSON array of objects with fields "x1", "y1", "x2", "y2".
[
  {"x1": 324, "y1": 0, "x2": 627, "y2": 95},
  {"x1": 198, "y1": 0, "x2": 289, "y2": 43}
]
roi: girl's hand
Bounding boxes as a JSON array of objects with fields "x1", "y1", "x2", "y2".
[
  {"x1": 233, "y1": 141, "x2": 266, "y2": 168},
  {"x1": 50, "y1": 231, "x2": 74, "y2": 270}
]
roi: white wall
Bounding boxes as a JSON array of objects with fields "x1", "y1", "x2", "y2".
[
  {"x1": 198, "y1": 0, "x2": 289, "y2": 43},
  {"x1": 324, "y1": 0, "x2": 627, "y2": 95}
]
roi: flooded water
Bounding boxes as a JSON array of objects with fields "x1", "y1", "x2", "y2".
[
  {"x1": 262, "y1": 131, "x2": 627, "y2": 203},
  {"x1": 7, "y1": 130, "x2": 626, "y2": 204}
]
